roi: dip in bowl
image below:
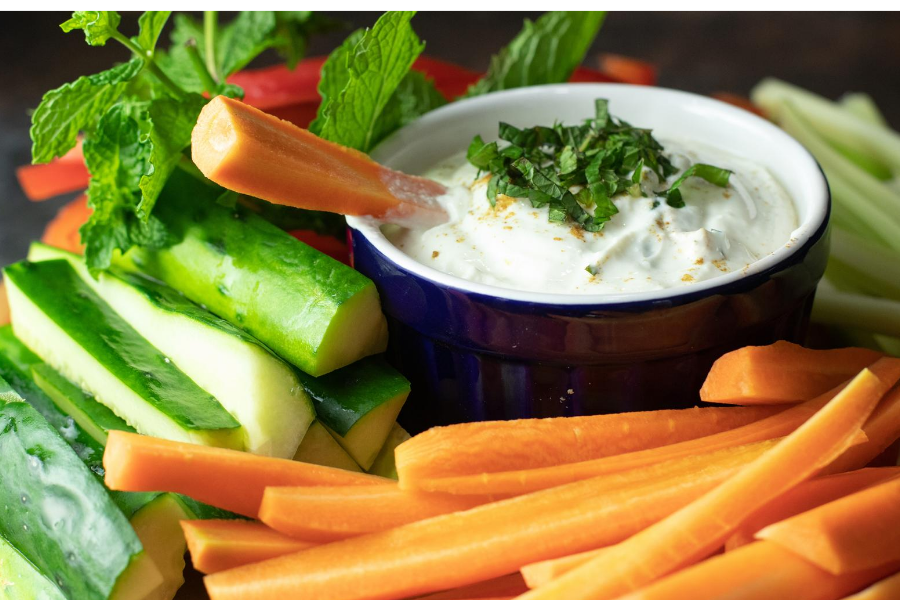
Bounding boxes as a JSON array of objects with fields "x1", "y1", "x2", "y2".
[{"x1": 347, "y1": 84, "x2": 830, "y2": 431}]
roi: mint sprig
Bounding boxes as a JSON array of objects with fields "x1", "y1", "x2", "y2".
[{"x1": 467, "y1": 99, "x2": 732, "y2": 232}]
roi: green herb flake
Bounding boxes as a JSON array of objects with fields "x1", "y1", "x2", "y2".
[{"x1": 467, "y1": 99, "x2": 731, "y2": 232}]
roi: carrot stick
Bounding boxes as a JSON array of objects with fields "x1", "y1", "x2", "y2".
[
  {"x1": 823, "y1": 383, "x2": 900, "y2": 474},
  {"x1": 517, "y1": 360, "x2": 900, "y2": 600},
  {"x1": 757, "y1": 476, "x2": 900, "y2": 574},
  {"x1": 700, "y1": 341, "x2": 882, "y2": 405},
  {"x1": 726, "y1": 467, "x2": 900, "y2": 551},
  {"x1": 191, "y1": 96, "x2": 448, "y2": 225},
  {"x1": 396, "y1": 405, "x2": 781, "y2": 482},
  {"x1": 16, "y1": 139, "x2": 89, "y2": 201},
  {"x1": 259, "y1": 485, "x2": 485, "y2": 542},
  {"x1": 41, "y1": 194, "x2": 90, "y2": 254},
  {"x1": 203, "y1": 439, "x2": 778, "y2": 600},
  {"x1": 616, "y1": 542, "x2": 899, "y2": 600},
  {"x1": 181, "y1": 520, "x2": 315, "y2": 574},
  {"x1": 403, "y1": 389, "x2": 839, "y2": 496},
  {"x1": 520, "y1": 548, "x2": 607, "y2": 589},
  {"x1": 103, "y1": 431, "x2": 389, "y2": 518},
  {"x1": 416, "y1": 574, "x2": 529, "y2": 600},
  {"x1": 842, "y1": 571, "x2": 900, "y2": 600}
]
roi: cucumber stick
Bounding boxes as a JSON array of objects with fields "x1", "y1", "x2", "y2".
[
  {"x1": 3, "y1": 259, "x2": 243, "y2": 449},
  {"x1": 293, "y1": 420, "x2": 362, "y2": 472},
  {"x1": 368, "y1": 423, "x2": 411, "y2": 479},
  {"x1": 0, "y1": 399, "x2": 160, "y2": 600},
  {"x1": 297, "y1": 356, "x2": 410, "y2": 469},
  {"x1": 0, "y1": 533, "x2": 66, "y2": 600},
  {"x1": 30, "y1": 243, "x2": 314, "y2": 458},
  {"x1": 117, "y1": 169, "x2": 388, "y2": 377}
]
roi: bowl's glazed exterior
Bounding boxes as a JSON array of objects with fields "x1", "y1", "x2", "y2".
[{"x1": 348, "y1": 84, "x2": 831, "y2": 432}]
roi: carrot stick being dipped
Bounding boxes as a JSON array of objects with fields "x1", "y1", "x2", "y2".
[{"x1": 191, "y1": 95, "x2": 449, "y2": 226}]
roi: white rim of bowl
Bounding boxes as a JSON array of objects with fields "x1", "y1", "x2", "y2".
[{"x1": 347, "y1": 83, "x2": 829, "y2": 307}]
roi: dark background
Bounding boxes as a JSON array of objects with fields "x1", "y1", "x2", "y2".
[{"x1": 2, "y1": 11, "x2": 899, "y2": 268}]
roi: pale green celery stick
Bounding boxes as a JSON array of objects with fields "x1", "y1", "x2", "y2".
[
  {"x1": 778, "y1": 103, "x2": 900, "y2": 250},
  {"x1": 827, "y1": 168, "x2": 900, "y2": 253},
  {"x1": 752, "y1": 78, "x2": 900, "y2": 174},
  {"x1": 812, "y1": 287, "x2": 900, "y2": 339},
  {"x1": 830, "y1": 203, "x2": 877, "y2": 242},
  {"x1": 839, "y1": 92, "x2": 888, "y2": 127},
  {"x1": 829, "y1": 229, "x2": 900, "y2": 301}
]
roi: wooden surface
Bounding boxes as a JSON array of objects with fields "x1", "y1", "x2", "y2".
[{"x1": 0, "y1": 11, "x2": 898, "y2": 599}]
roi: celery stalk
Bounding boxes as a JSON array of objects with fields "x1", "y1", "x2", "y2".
[
  {"x1": 812, "y1": 287, "x2": 900, "y2": 339},
  {"x1": 839, "y1": 92, "x2": 888, "y2": 128},
  {"x1": 829, "y1": 229, "x2": 900, "y2": 301},
  {"x1": 752, "y1": 78, "x2": 900, "y2": 175}
]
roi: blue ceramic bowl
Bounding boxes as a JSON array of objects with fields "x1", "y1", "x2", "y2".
[{"x1": 347, "y1": 84, "x2": 830, "y2": 432}]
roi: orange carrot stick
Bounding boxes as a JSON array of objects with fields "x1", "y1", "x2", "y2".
[
  {"x1": 823, "y1": 384, "x2": 900, "y2": 474},
  {"x1": 41, "y1": 194, "x2": 90, "y2": 254},
  {"x1": 181, "y1": 520, "x2": 315, "y2": 574},
  {"x1": 700, "y1": 341, "x2": 881, "y2": 405},
  {"x1": 726, "y1": 467, "x2": 900, "y2": 551},
  {"x1": 843, "y1": 571, "x2": 900, "y2": 600},
  {"x1": 203, "y1": 439, "x2": 778, "y2": 600},
  {"x1": 416, "y1": 574, "x2": 529, "y2": 600},
  {"x1": 396, "y1": 405, "x2": 781, "y2": 482},
  {"x1": 192, "y1": 96, "x2": 448, "y2": 225},
  {"x1": 16, "y1": 139, "x2": 89, "y2": 201},
  {"x1": 103, "y1": 431, "x2": 389, "y2": 518},
  {"x1": 757, "y1": 476, "x2": 900, "y2": 574},
  {"x1": 259, "y1": 485, "x2": 485, "y2": 542},
  {"x1": 520, "y1": 548, "x2": 607, "y2": 589},
  {"x1": 518, "y1": 360, "x2": 900, "y2": 600},
  {"x1": 616, "y1": 542, "x2": 899, "y2": 600},
  {"x1": 403, "y1": 388, "x2": 840, "y2": 496}
]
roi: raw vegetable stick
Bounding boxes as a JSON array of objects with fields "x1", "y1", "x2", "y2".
[
  {"x1": 822, "y1": 383, "x2": 900, "y2": 474},
  {"x1": 396, "y1": 405, "x2": 781, "y2": 481},
  {"x1": 0, "y1": 281, "x2": 8, "y2": 327},
  {"x1": 192, "y1": 96, "x2": 449, "y2": 226},
  {"x1": 415, "y1": 574, "x2": 529, "y2": 600},
  {"x1": 103, "y1": 431, "x2": 390, "y2": 518},
  {"x1": 757, "y1": 477, "x2": 900, "y2": 574},
  {"x1": 40, "y1": 194, "x2": 89, "y2": 254},
  {"x1": 517, "y1": 361, "x2": 899, "y2": 600},
  {"x1": 842, "y1": 571, "x2": 900, "y2": 600},
  {"x1": 726, "y1": 467, "x2": 900, "y2": 551},
  {"x1": 403, "y1": 388, "x2": 840, "y2": 495},
  {"x1": 181, "y1": 520, "x2": 315, "y2": 575},
  {"x1": 523, "y1": 468, "x2": 900, "y2": 588},
  {"x1": 259, "y1": 485, "x2": 486, "y2": 542},
  {"x1": 203, "y1": 439, "x2": 779, "y2": 600},
  {"x1": 616, "y1": 542, "x2": 899, "y2": 600},
  {"x1": 699, "y1": 341, "x2": 882, "y2": 405}
]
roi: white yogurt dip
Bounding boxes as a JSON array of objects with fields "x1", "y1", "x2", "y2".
[{"x1": 385, "y1": 139, "x2": 798, "y2": 295}]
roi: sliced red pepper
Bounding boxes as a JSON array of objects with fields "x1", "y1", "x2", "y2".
[
  {"x1": 597, "y1": 54, "x2": 658, "y2": 86},
  {"x1": 288, "y1": 229, "x2": 351, "y2": 265},
  {"x1": 17, "y1": 140, "x2": 89, "y2": 201},
  {"x1": 570, "y1": 66, "x2": 621, "y2": 83}
]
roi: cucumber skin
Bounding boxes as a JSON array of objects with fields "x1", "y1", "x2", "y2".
[
  {"x1": 297, "y1": 355, "x2": 411, "y2": 436},
  {"x1": 3, "y1": 260, "x2": 240, "y2": 433},
  {"x1": 0, "y1": 400, "x2": 142, "y2": 600},
  {"x1": 117, "y1": 169, "x2": 387, "y2": 376},
  {"x1": 0, "y1": 533, "x2": 66, "y2": 600}
]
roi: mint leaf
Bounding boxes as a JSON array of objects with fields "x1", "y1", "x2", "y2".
[
  {"x1": 138, "y1": 94, "x2": 206, "y2": 219},
  {"x1": 30, "y1": 59, "x2": 143, "y2": 163},
  {"x1": 309, "y1": 29, "x2": 365, "y2": 135},
  {"x1": 61, "y1": 11, "x2": 122, "y2": 46},
  {"x1": 372, "y1": 70, "x2": 447, "y2": 147},
  {"x1": 662, "y1": 164, "x2": 733, "y2": 208},
  {"x1": 317, "y1": 11, "x2": 425, "y2": 152},
  {"x1": 466, "y1": 11, "x2": 606, "y2": 96},
  {"x1": 217, "y1": 11, "x2": 278, "y2": 77},
  {"x1": 136, "y1": 11, "x2": 171, "y2": 55}
]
